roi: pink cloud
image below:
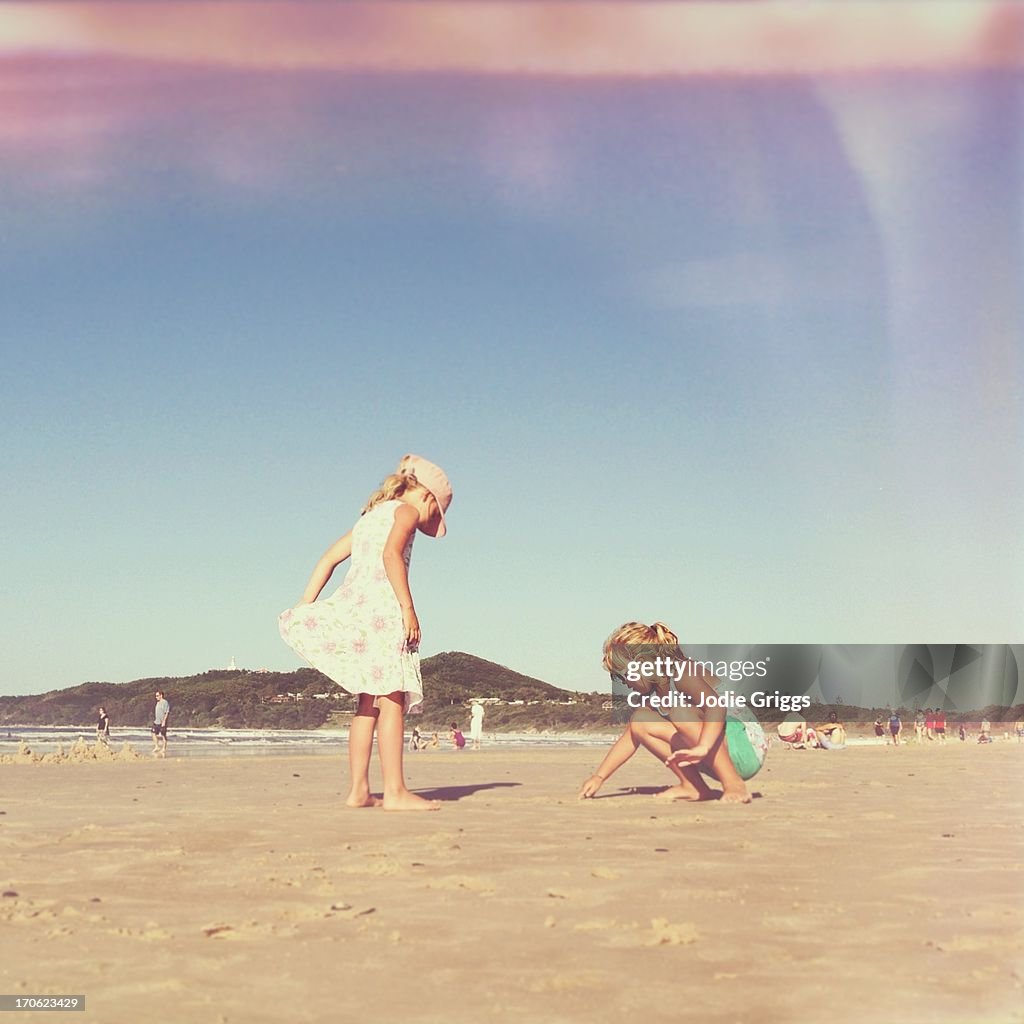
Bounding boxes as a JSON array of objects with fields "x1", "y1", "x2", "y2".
[
  {"x1": 1, "y1": 3, "x2": 1018, "y2": 198},
  {"x1": 4, "y1": 2, "x2": 1020, "y2": 77},
  {"x1": 0, "y1": 56, "x2": 352, "y2": 194}
]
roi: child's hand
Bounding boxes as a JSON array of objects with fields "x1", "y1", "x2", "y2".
[
  {"x1": 578, "y1": 774, "x2": 605, "y2": 799},
  {"x1": 665, "y1": 745, "x2": 709, "y2": 767},
  {"x1": 402, "y1": 606, "x2": 421, "y2": 648}
]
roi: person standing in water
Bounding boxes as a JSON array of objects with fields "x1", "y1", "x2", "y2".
[
  {"x1": 469, "y1": 701, "x2": 485, "y2": 750},
  {"x1": 152, "y1": 691, "x2": 170, "y2": 757},
  {"x1": 96, "y1": 707, "x2": 111, "y2": 747}
]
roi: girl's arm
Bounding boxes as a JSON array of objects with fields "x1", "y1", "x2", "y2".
[
  {"x1": 666, "y1": 665, "x2": 725, "y2": 764},
  {"x1": 382, "y1": 504, "x2": 420, "y2": 645},
  {"x1": 296, "y1": 531, "x2": 354, "y2": 605},
  {"x1": 578, "y1": 726, "x2": 639, "y2": 798}
]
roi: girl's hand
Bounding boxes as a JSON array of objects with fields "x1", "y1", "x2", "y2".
[
  {"x1": 578, "y1": 774, "x2": 605, "y2": 799},
  {"x1": 402, "y1": 606, "x2": 421, "y2": 648},
  {"x1": 666, "y1": 745, "x2": 709, "y2": 767}
]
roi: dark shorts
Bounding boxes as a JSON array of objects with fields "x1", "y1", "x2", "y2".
[
  {"x1": 890, "y1": 726, "x2": 900, "y2": 735},
  {"x1": 936, "y1": 727, "x2": 945, "y2": 734},
  {"x1": 152, "y1": 724, "x2": 168, "y2": 738}
]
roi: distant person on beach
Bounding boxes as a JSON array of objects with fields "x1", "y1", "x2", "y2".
[
  {"x1": 278, "y1": 454, "x2": 452, "y2": 811},
  {"x1": 428, "y1": 733, "x2": 440, "y2": 749},
  {"x1": 959, "y1": 723, "x2": 967, "y2": 742},
  {"x1": 450, "y1": 722, "x2": 466, "y2": 750},
  {"x1": 96, "y1": 707, "x2": 111, "y2": 747},
  {"x1": 934, "y1": 709, "x2": 947, "y2": 743},
  {"x1": 97, "y1": 706, "x2": 111, "y2": 745},
  {"x1": 817, "y1": 711, "x2": 846, "y2": 748},
  {"x1": 578, "y1": 621, "x2": 767, "y2": 804},
  {"x1": 979, "y1": 718, "x2": 992, "y2": 743},
  {"x1": 1015, "y1": 719, "x2": 1024, "y2": 743},
  {"x1": 408, "y1": 728, "x2": 423, "y2": 752},
  {"x1": 777, "y1": 719, "x2": 819, "y2": 749},
  {"x1": 914, "y1": 710, "x2": 926, "y2": 743},
  {"x1": 888, "y1": 711, "x2": 902, "y2": 746},
  {"x1": 152, "y1": 691, "x2": 169, "y2": 757},
  {"x1": 874, "y1": 717, "x2": 885, "y2": 743},
  {"x1": 469, "y1": 701, "x2": 485, "y2": 750},
  {"x1": 925, "y1": 709, "x2": 936, "y2": 741}
]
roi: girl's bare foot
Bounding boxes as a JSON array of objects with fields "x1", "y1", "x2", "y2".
[
  {"x1": 382, "y1": 790, "x2": 441, "y2": 811},
  {"x1": 720, "y1": 787, "x2": 752, "y2": 804},
  {"x1": 655, "y1": 783, "x2": 713, "y2": 802},
  {"x1": 345, "y1": 790, "x2": 383, "y2": 808}
]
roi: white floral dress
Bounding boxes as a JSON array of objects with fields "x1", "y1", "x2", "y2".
[{"x1": 278, "y1": 500, "x2": 422, "y2": 712}]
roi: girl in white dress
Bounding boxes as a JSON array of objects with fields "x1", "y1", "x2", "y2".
[{"x1": 279, "y1": 454, "x2": 452, "y2": 811}]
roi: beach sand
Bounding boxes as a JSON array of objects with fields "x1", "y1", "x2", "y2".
[{"x1": 1, "y1": 742, "x2": 1020, "y2": 1024}]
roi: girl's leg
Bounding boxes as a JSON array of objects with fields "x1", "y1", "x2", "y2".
[
  {"x1": 703, "y1": 730, "x2": 752, "y2": 804},
  {"x1": 628, "y1": 714, "x2": 715, "y2": 801},
  {"x1": 346, "y1": 693, "x2": 381, "y2": 808},
  {"x1": 376, "y1": 692, "x2": 439, "y2": 811},
  {"x1": 630, "y1": 714, "x2": 752, "y2": 803}
]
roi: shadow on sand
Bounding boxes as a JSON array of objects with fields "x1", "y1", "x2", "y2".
[
  {"x1": 412, "y1": 781, "x2": 523, "y2": 802},
  {"x1": 594, "y1": 786, "x2": 764, "y2": 801}
]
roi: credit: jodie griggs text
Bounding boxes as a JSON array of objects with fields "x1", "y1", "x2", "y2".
[{"x1": 616, "y1": 657, "x2": 811, "y2": 712}]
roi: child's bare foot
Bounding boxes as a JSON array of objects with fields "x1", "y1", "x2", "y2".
[
  {"x1": 345, "y1": 791, "x2": 383, "y2": 808},
  {"x1": 655, "y1": 783, "x2": 713, "y2": 802},
  {"x1": 383, "y1": 791, "x2": 440, "y2": 812},
  {"x1": 720, "y1": 787, "x2": 752, "y2": 804}
]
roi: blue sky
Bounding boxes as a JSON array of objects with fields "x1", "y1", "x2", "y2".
[{"x1": 1, "y1": 3, "x2": 1021, "y2": 697}]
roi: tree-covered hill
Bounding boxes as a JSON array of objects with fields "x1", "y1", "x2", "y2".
[
  {"x1": 0, "y1": 653, "x2": 601, "y2": 731},
  {"x1": 420, "y1": 651, "x2": 566, "y2": 704}
]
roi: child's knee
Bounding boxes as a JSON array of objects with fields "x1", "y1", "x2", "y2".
[{"x1": 628, "y1": 709, "x2": 660, "y2": 736}]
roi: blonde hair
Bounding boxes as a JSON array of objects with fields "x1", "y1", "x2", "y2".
[
  {"x1": 362, "y1": 470, "x2": 420, "y2": 515},
  {"x1": 602, "y1": 621, "x2": 685, "y2": 695}
]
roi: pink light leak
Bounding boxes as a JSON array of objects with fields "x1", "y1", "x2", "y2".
[
  {"x1": 1, "y1": 3, "x2": 1019, "y2": 196},
  {"x1": 3, "y1": 2, "x2": 1021, "y2": 77}
]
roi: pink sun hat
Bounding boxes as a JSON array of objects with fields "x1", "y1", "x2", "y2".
[{"x1": 398, "y1": 453, "x2": 452, "y2": 538}]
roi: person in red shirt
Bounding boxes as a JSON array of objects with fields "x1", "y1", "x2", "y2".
[
  {"x1": 925, "y1": 709, "x2": 936, "y2": 741},
  {"x1": 933, "y1": 709, "x2": 947, "y2": 743}
]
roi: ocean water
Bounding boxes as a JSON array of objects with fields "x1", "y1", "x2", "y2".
[{"x1": 0, "y1": 725, "x2": 617, "y2": 758}]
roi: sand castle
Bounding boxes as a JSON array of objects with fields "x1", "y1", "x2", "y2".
[{"x1": 0, "y1": 738, "x2": 142, "y2": 765}]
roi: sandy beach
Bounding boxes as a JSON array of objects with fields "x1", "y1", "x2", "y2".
[{"x1": 1, "y1": 742, "x2": 1021, "y2": 1024}]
